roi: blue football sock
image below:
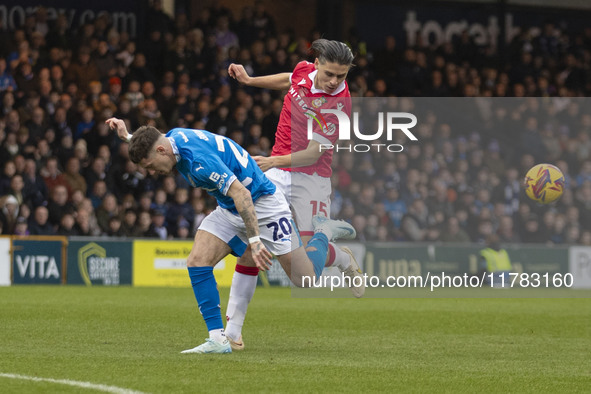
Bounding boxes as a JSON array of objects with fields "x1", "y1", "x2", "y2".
[
  {"x1": 306, "y1": 232, "x2": 329, "y2": 278},
  {"x1": 187, "y1": 266, "x2": 223, "y2": 331}
]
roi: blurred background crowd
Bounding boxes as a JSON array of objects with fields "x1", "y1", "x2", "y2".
[{"x1": 0, "y1": 1, "x2": 590, "y2": 245}]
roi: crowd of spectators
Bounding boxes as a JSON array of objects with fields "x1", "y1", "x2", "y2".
[
  {"x1": 331, "y1": 97, "x2": 591, "y2": 246},
  {"x1": 0, "y1": 2, "x2": 590, "y2": 245}
]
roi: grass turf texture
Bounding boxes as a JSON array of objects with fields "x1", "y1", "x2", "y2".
[{"x1": 0, "y1": 287, "x2": 589, "y2": 393}]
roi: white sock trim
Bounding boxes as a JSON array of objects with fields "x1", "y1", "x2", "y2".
[{"x1": 209, "y1": 328, "x2": 226, "y2": 344}]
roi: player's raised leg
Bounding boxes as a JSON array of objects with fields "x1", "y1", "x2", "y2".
[
  {"x1": 291, "y1": 175, "x2": 365, "y2": 297},
  {"x1": 181, "y1": 230, "x2": 232, "y2": 354},
  {"x1": 311, "y1": 215, "x2": 365, "y2": 298},
  {"x1": 225, "y1": 215, "x2": 355, "y2": 350}
]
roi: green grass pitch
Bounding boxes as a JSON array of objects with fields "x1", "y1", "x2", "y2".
[{"x1": 0, "y1": 286, "x2": 589, "y2": 393}]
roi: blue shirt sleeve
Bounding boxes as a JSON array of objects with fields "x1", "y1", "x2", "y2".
[{"x1": 187, "y1": 154, "x2": 238, "y2": 196}]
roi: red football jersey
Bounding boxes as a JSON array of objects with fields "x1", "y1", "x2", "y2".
[{"x1": 271, "y1": 61, "x2": 351, "y2": 177}]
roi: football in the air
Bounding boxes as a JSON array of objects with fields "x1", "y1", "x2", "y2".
[{"x1": 524, "y1": 163, "x2": 565, "y2": 204}]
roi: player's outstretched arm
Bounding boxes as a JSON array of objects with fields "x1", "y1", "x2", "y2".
[
  {"x1": 105, "y1": 117, "x2": 132, "y2": 142},
  {"x1": 254, "y1": 140, "x2": 323, "y2": 171},
  {"x1": 228, "y1": 63, "x2": 291, "y2": 90},
  {"x1": 226, "y1": 180, "x2": 273, "y2": 270}
]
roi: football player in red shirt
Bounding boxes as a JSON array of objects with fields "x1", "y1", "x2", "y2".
[{"x1": 225, "y1": 39, "x2": 364, "y2": 350}]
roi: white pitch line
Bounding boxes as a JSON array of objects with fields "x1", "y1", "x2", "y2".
[{"x1": 0, "y1": 372, "x2": 147, "y2": 394}]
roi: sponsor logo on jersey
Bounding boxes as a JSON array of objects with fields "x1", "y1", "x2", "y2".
[
  {"x1": 209, "y1": 172, "x2": 229, "y2": 191},
  {"x1": 304, "y1": 106, "x2": 332, "y2": 136}
]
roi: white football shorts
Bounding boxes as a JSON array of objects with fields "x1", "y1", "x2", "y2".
[
  {"x1": 265, "y1": 168, "x2": 332, "y2": 237},
  {"x1": 199, "y1": 191, "x2": 294, "y2": 257}
]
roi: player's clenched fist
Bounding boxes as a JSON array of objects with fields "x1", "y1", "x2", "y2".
[
  {"x1": 253, "y1": 156, "x2": 274, "y2": 172},
  {"x1": 105, "y1": 117, "x2": 131, "y2": 142},
  {"x1": 228, "y1": 63, "x2": 251, "y2": 85}
]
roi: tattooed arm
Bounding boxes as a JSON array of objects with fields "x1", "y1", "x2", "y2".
[{"x1": 226, "y1": 180, "x2": 273, "y2": 270}]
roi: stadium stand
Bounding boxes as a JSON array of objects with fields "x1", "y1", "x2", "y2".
[{"x1": 0, "y1": 2, "x2": 590, "y2": 246}]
